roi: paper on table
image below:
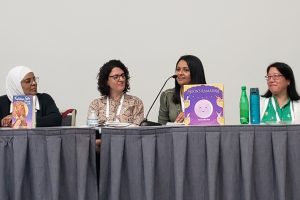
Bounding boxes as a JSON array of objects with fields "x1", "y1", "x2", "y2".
[
  {"x1": 104, "y1": 121, "x2": 132, "y2": 127},
  {"x1": 166, "y1": 122, "x2": 185, "y2": 126}
]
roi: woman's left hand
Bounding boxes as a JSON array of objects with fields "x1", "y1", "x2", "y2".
[{"x1": 175, "y1": 112, "x2": 185, "y2": 123}]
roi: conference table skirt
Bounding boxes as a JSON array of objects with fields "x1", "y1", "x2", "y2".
[
  {"x1": 0, "y1": 127, "x2": 98, "y2": 200},
  {"x1": 99, "y1": 125, "x2": 300, "y2": 200}
]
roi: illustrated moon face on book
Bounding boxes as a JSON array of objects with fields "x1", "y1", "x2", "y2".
[{"x1": 194, "y1": 99, "x2": 213, "y2": 118}]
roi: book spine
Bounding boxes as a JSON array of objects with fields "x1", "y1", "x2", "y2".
[{"x1": 32, "y1": 96, "x2": 36, "y2": 128}]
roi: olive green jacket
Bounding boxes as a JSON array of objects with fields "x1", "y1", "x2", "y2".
[{"x1": 158, "y1": 88, "x2": 182, "y2": 125}]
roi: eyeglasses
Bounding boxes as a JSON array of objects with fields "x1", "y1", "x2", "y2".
[
  {"x1": 109, "y1": 73, "x2": 126, "y2": 81},
  {"x1": 265, "y1": 74, "x2": 283, "y2": 81},
  {"x1": 21, "y1": 77, "x2": 39, "y2": 85}
]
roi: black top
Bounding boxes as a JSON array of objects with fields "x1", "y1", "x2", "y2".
[{"x1": 0, "y1": 93, "x2": 62, "y2": 127}]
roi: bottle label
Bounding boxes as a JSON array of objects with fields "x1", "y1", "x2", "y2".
[{"x1": 87, "y1": 119, "x2": 98, "y2": 127}]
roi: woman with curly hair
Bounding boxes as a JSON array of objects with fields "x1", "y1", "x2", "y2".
[{"x1": 87, "y1": 59, "x2": 144, "y2": 125}]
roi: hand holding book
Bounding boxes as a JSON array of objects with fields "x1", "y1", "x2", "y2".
[
  {"x1": 175, "y1": 112, "x2": 185, "y2": 123},
  {"x1": 1, "y1": 114, "x2": 13, "y2": 127}
]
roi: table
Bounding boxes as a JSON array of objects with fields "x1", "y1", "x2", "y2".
[
  {"x1": 99, "y1": 125, "x2": 300, "y2": 200},
  {"x1": 0, "y1": 127, "x2": 98, "y2": 200},
  {"x1": 2, "y1": 125, "x2": 300, "y2": 200}
]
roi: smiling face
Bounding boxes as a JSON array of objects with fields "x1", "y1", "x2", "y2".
[
  {"x1": 175, "y1": 60, "x2": 191, "y2": 86},
  {"x1": 21, "y1": 72, "x2": 38, "y2": 95},
  {"x1": 194, "y1": 99, "x2": 213, "y2": 118},
  {"x1": 107, "y1": 67, "x2": 126, "y2": 95},
  {"x1": 267, "y1": 67, "x2": 290, "y2": 97}
]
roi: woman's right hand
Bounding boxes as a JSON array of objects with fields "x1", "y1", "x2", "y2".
[{"x1": 1, "y1": 114, "x2": 13, "y2": 127}]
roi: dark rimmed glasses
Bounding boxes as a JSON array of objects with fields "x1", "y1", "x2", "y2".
[
  {"x1": 265, "y1": 74, "x2": 283, "y2": 81},
  {"x1": 109, "y1": 73, "x2": 126, "y2": 81}
]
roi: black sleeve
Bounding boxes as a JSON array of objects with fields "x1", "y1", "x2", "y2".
[
  {"x1": 36, "y1": 93, "x2": 62, "y2": 127},
  {"x1": 0, "y1": 95, "x2": 11, "y2": 127}
]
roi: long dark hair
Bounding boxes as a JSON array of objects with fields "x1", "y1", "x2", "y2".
[
  {"x1": 97, "y1": 60, "x2": 130, "y2": 96},
  {"x1": 262, "y1": 62, "x2": 300, "y2": 100},
  {"x1": 173, "y1": 55, "x2": 206, "y2": 104}
]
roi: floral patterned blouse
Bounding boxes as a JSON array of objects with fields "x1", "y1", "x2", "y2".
[{"x1": 88, "y1": 94, "x2": 144, "y2": 125}]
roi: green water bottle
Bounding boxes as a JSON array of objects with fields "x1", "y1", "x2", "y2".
[{"x1": 240, "y1": 86, "x2": 249, "y2": 124}]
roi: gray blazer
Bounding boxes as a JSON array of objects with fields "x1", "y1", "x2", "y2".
[{"x1": 158, "y1": 88, "x2": 182, "y2": 125}]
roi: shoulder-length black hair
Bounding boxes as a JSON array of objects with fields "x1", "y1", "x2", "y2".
[
  {"x1": 262, "y1": 62, "x2": 300, "y2": 101},
  {"x1": 173, "y1": 55, "x2": 207, "y2": 104},
  {"x1": 97, "y1": 59, "x2": 130, "y2": 96}
]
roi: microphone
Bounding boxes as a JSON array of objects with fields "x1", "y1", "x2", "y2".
[{"x1": 140, "y1": 75, "x2": 177, "y2": 126}]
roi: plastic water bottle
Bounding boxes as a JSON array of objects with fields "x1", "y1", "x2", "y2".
[
  {"x1": 240, "y1": 86, "x2": 249, "y2": 124},
  {"x1": 87, "y1": 110, "x2": 98, "y2": 127},
  {"x1": 250, "y1": 88, "x2": 260, "y2": 124}
]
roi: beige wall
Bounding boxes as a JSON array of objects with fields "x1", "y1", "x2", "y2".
[{"x1": 1, "y1": 0, "x2": 300, "y2": 125}]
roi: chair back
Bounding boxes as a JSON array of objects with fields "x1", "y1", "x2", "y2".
[{"x1": 61, "y1": 109, "x2": 77, "y2": 126}]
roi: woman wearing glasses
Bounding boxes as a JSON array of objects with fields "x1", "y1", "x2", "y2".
[
  {"x1": 261, "y1": 62, "x2": 300, "y2": 123},
  {"x1": 87, "y1": 59, "x2": 144, "y2": 125},
  {"x1": 0, "y1": 66, "x2": 62, "y2": 127}
]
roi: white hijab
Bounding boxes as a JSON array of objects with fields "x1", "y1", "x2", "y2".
[{"x1": 6, "y1": 66, "x2": 33, "y2": 102}]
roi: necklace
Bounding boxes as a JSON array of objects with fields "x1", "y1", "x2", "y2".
[{"x1": 106, "y1": 94, "x2": 124, "y2": 122}]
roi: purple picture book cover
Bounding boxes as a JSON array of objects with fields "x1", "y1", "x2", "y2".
[
  {"x1": 183, "y1": 84, "x2": 224, "y2": 125},
  {"x1": 12, "y1": 95, "x2": 36, "y2": 128}
]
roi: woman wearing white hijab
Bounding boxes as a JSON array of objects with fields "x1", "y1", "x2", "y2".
[{"x1": 0, "y1": 66, "x2": 62, "y2": 127}]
